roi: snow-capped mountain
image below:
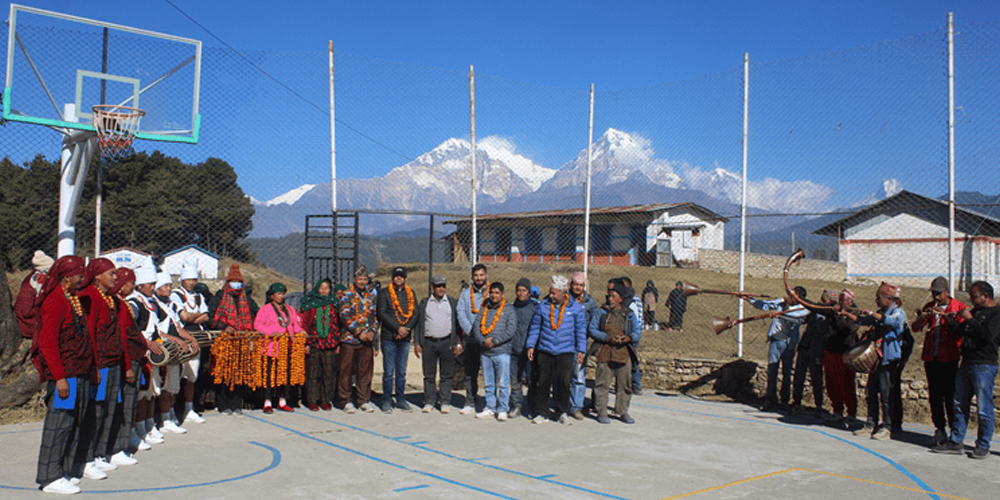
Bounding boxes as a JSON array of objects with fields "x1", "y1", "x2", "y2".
[
  {"x1": 540, "y1": 128, "x2": 682, "y2": 192},
  {"x1": 852, "y1": 179, "x2": 903, "y2": 207}
]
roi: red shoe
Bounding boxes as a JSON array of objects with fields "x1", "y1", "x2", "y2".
[
  {"x1": 262, "y1": 405, "x2": 274, "y2": 414},
  {"x1": 308, "y1": 403, "x2": 320, "y2": 412},
  {"x1": 319, "y1": 402, "x2": 333, "y2": 411},
  {"x1": 278, "y1": 403, "x2": 295, "y2": 413}
]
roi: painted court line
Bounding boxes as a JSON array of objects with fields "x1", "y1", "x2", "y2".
[
  {"x1": 632, "y1": 402, "x2": 942, "y2": 500},
  {"x1": 658, "y1": 467, "x2": 972, "y2": 500},
  {"x1": 245, "y1": 414, "x2": 518, "y2": 500},
  {"x1": 295, "y1": 411, "x2": 630, "y2": 500},
  {"x1": 0, "y1": 441, "x2": 280, "y2": 494},
  {"x1": 394, "y1": 485, "x2": 430, "y2": 492}
]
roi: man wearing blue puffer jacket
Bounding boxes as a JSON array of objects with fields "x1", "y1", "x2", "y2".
[{"x1": 526, "y1": 275, "x2": 587, "y2": 425}]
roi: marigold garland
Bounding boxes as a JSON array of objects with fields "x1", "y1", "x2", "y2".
[
  {"x1": 549, "y1": 299, "x2": 568, "y2": 330},
  {"x1": 211, "y1": 331, "x2": 309, "y2": 390},
  {"x1": 97, "y1": 288, "x2": 116, "y2": 311},
  {"x1": 389, "y1": 284, "x2": 415, "y2": 324},
  {"x1": 470, "y1": 283, "x2": 490, "y2": 315},
  {"x1": 64, "y1": 283, "x2": 83, "y2": 317},
  {"x1": 480, "y1": 299, "x2": 506, "y2": 335}
]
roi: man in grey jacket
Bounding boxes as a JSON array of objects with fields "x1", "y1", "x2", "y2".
[
  {"x1": 510, "y1": 278, "x2": 537, "y2": 417},
  {"x1": 456, "y1": 263, "x2": 489, "y2": 414},
  {"x1": 471, "y1": 282, "x2": 517, "y2": 421},
  {"x1": 413, "y1": 274, "x2": 462, "y2": 413}
]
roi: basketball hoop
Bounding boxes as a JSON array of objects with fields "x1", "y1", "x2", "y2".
[{"x1": 92, "y1": 104, "x2": 145, "y2": 162}]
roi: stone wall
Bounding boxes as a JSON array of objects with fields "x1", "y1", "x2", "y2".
[{"x1": 699, "y1": 249, "x2": 846, "y2": 281}]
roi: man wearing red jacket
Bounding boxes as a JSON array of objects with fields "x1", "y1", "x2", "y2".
[
  {"x1": 14, "y1": 250, "x2": 54, "y2": 339},
  {"x1": 32, "y1": 256, "x2": 95, "y2": 494},
  {"x1": 912, "y1": 277, "x2": 966, "y2": 447}
]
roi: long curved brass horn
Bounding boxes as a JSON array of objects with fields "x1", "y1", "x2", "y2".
[
  {"x1": 782, "y1": 249, "x2": 838, "y2": 312},
  {"x1": 682, "y1": 282, "x2": 771, "y2": 299},
  {"x1": 712, "y1": 309, "x2": 801, "y2": 335}
]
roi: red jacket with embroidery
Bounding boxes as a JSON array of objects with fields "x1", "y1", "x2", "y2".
[
  {"x1": 82, "y1": 286, "x2": 127, "y2": 370},
  {"x1": 33, "y1": 290, "x2": 94, "y2": 382}
]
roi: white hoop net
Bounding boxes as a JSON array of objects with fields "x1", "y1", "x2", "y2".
[{"x1": 92, "y1": 104, "x2": 145, "y2": 162}]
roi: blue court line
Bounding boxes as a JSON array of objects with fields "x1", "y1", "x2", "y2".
[
  {"x1": 632, "y1": 402, "x2": 941, "y2": 500},
  {"x1": 393, "y1": 435, "x2": 411, "y2": 440},
  {"x1": 0, "y1": 441, "x2": 279, "y2": 493},
  {"x1": 394, "y1": 485, "x2": 430, "y2": 492},
  {"x1": 0, "y1": 428, "x2": 42, "y2": 435},
  {"x1": 245, "y1": 414, "x2": 517, "y2": 500},
  {"x1": 296, "y1": 411, "x2": 630, "y2": 500},
  {"x1": 537, "y1": 474, "x2": 557, "y2": 479},
  {"x1": 410, "y1": 441, "x2": 429, "y2": 445}
]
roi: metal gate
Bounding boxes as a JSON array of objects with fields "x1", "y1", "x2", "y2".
[{"x1": 303, "y1": 212, "x2": 359, "y2": 292}]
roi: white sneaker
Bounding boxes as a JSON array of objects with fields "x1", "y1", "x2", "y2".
[
  {"x1": 497, "y1": 412, "x2": 508, "y2": 422},
  {"x1": 144, "y1": 431, "x2": 163, "y2": 445},
  {"x1": 92, "y1": 458, "x2": 117, "y2": 472},
  {"x1": 147, "y1": 427, "x2": 164, "y2": 440},
  {"x1": 422, "y1": 404, "x2": 433, "y2": 413},
  {"x1": 109, "y1": 451, "x2": 138, "y2": 466},
  {"x1": 184, "y1": 410, "x2": 206, "y2": 424},
  {"x1": 360, "y1": 402, "x2": 377, "y2": 413},
  {"x1": 42, "y1": 477, "x2": 80, "y2": 494},
  {"x1": 460, "y1": 405, "x2": 475, "y2": 415},
  {"x1": 440, "y1": 406, "x2": 450, "y2": 414},
  {"x1": 136, "y1": 439, "x2": 152, "y2": 451},
  {"x1": 344, "y1": 402, "x2": 357, "y2": 414},
  {"x1": 558, "y1": 413, "x2": 573, "y2": 425},
  {"x1": 160, "y1": 420, "x2": 187, "y2": 434},
  {"x1": 532, "y1": 415, "x2": 547, "y2": 424},
  {"x1": 83, "y1": 462, "x2": 107, "y2": 480},
  {"x1": 475, "y1": 409, "x2": 495, "y2": 419},
  {"x1": 68, "y1": 478, "x2": 81, "y2": 486}
]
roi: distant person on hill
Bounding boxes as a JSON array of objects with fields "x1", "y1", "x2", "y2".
[
  {"x1": 739, "y1": 287, "x2": 808, "y2": 413},
  {"x1": 641, "y1": 280, "x2": 659, "y2": 331},
  {"x1": 300, "y1": 278, "x2": 340, "y2": 412},
  {"x1": 456, "y1": 263, "x2": 490, "y2": 414},
  {"x1": 526, "y1": 275, "x2": 587, "y2": 425},
  {"x1": 376, "y1": 267, "x2": 419, "y2": 413},
  {"x1": 568, "y1": 272, "x2": 599, "y2": 420},
  {"x1": 509, "y1": 278, "x2": 537, "y2": 418},
  {"x1": 413, "y1": 274, "x2": 461, "y2": 413},
  {"x1": 665, "y1": 281, "x2": 687, "y2": 332},
  {"x1": 337, "y1": 266, "x2": 380, "y2": 414}
]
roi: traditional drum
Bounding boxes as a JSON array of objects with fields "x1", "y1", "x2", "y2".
[
  {"x1": 189, "y1": 330, "x2": 217, "y2": 347},
  {"x1": 148, "y1": 340, "x2": 182, "y2": 366},
  {"x1": 843, "y1": 340, "x2": 880, "y2": 373}
]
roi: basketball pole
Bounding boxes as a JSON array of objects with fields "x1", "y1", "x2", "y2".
[{"x1": 58, "y1": 103, "x2": 97, "y2": 258}]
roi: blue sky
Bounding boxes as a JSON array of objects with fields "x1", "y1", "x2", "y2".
[{"x1": 4, "y1": 0, "x2": 1000, "y2": 209}]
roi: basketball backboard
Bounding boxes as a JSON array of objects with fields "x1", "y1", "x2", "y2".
[{"x1": 3, "y1": 4, "x2": 201, "y2": 143}]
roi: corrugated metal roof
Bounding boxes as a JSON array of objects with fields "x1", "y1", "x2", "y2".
[
  {"x1": 443, "y1": 202, "x2": 729, "y2": 224},
  {"x1": 814, "y1": 190, "x2": 1000, "y2": 237}
]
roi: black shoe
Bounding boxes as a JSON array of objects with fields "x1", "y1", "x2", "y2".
[
  {"x1": 759, "y1": 401, "x2": 778, "y2": 412},
  {"x1": 619, "y1": 414, "x2": 635, "y2": 424},
  {"x1": 931, "y1": 441, "x2": 963, "y2": 454},
  {"x1": 969, "y1": 447, "x2": 990, "y2": 460},
  {"x1": 925, "y1": 429, "x2": 948, "y2": 447}
]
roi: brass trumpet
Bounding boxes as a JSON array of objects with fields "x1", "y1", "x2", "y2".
[
  {"x1": 712, "y1": 309, "x2": 800, "y2": 335},
  {"x1": 682, "y1": 282, "x2": 771, "y2": 299}
]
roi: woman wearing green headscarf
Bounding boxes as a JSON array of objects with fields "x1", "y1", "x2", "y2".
[{"x1": 300, "y1": 279, "x2": 341, "y2": 411}]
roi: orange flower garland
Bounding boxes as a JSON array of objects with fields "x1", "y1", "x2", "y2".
[
  {"x1": 212, "y1": 331, "x2": 308, "y2": 390},
  {"x1": 480, "y1": 299, "x2": 506, "y2": 335},
  {"x1": 549, "y1": 299, "x2": 568, "y2": 330},
  {"x1": 389, "y1": 284, "x2": 415, "y2": 324},
  {"x1": 470, "y1": 283, "x2": 490, "y2": 315},
  {"x1": 97, "y1": 288, "x2": 116, "y2": 311},
  {"x1": 63, "y1": 282, "x2": 83, "y2": 317}
]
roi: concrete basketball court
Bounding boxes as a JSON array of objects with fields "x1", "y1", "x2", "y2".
[{"x1": 2, "y1": 389, "x2": 997, "y2": 500}]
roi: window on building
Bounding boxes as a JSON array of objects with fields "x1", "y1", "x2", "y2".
[
  {"x1": 525, "y1": 227, "x2": 543, "y2": 254},
  {"x1": 558, "y1": 225, "x2": 576, "y2": 258},
  {"x1": 591, "y1": 225, "x2": 612, "y2": 253},
  {"x1": 496, "y1": 228, "x2": 511, "y2": 258}
]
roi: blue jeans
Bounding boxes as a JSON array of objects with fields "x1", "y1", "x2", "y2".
[
  {"x1": 481, "y1": 353, "x2": 511, "y2": 413},
  {"x1": 951, "y1": 363, "x2": 997, "y2": 450},
  {"x1": 570, "y1": 356, "x2": 586, "y2": 410},
  {"x1": 381, "y1": 339, "x2": 410, "y2": 404},
  {"x1": 766, "y1": 334, "x2": 798, "y2": 405},
  {"x1": 510, "y1": 352, "x2": 528, "y2": 410}
]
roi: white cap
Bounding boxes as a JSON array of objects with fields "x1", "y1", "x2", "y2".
[
  {"x1": 135, "y1": 266, "x2": 156, "y2": 286},
  {"x1": 155, "y1": 272, "x2": 173, "y2": 291},
  {"x1": 180, "y1": 261, "x2": 199, "y2": 280}
]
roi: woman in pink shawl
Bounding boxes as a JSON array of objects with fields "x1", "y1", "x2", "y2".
[{"x1": 253, "y1": 283, "x2": 303, "y2": 413}]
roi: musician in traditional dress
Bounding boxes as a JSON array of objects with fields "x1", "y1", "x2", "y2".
[
  {"x1": 211, "y1": 264, "x2": 256, "y2": 415},
  {"x1": 740, "y1": 287, "x2": 809, "y2": 412},
  {"x1": 589, "y1": 282, "x2": 639, "y2": 424},
  {"x1": 456, "y1": 263, "x2": 489, "y2": 414},
  {"x1": 32, "y1": 256, "x2": 96, "y2": 493},
  {"x1": 79, "y1": 258, "x2": 136, "y2": 476},
  {"x1": 526, "y1": 275, "x2": 587, "y2": 425},
  {"x1": 791, "y1": 289, "x2": 837, "y2": 416},
  {"x1": 151, "y1": 272, "x2": 199, "y2": 434},
  {"x1": 169, "y1": 262, "x2": 210, "y2": 423},
  {"x1": 125, "y1": 267, "x2": 166, "y2": 445},
  {"x1": 300, "y1": 278, "x2": 340, "y2": 411},
  {"x1": 470, "y1": 282, "x2": 517, "y2": 421},
  {"x1": 376, "y1": 267, "x2": 418, "y2": 413},
  {"x1": 824, "y1": 289, "x2": 860, "y2": 428},
  {"x1": 337, "y1": 266, "x2": 380, "y2": 414},
  {"x1": 568, "y1": 272, "x2": 599, "y2": 420},
  {"x1": 841, "y1": 282, "x2": 906, "y2": 440},
  {"x1": 254, "y1": 283, "x2": 304, "y2": 413}
]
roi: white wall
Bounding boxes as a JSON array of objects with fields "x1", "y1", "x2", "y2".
[
  {"x1": 101, "y1": 249, "x2": 154, "y2": 272},
  {"x1": 162, "y1": 247, "x2": 219, "y2": 280}
]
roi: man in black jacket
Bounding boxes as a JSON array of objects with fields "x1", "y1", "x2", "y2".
[
  {"x1": 376, "y1": 267, "x2": 419, "y2": 413},
  {"x1": 413, "y1": 274, "x2": 462, "y2": 413},
  {"x1": 932, "y1": 281, "x2": 1000, "y2": 459}
]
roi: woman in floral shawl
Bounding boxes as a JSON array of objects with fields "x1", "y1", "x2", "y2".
[
  {"x1": 210, "y1": 264, "x2": 255, "y2": 414},
  {"x1": 299, "y1": 279, "x2": 340, "y2": 411}
]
